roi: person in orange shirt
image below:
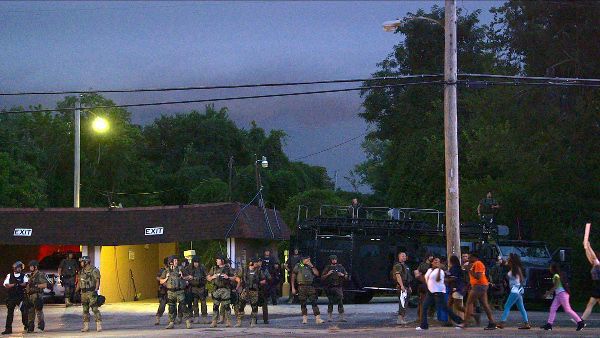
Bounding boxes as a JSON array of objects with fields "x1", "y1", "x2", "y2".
[{"x1": 460, "y1": 252, "x2": 497, "y2": 330}]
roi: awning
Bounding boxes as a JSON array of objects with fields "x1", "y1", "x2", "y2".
[{"x1": 0, "y1": 203, "x2": 289, "y2": 246}]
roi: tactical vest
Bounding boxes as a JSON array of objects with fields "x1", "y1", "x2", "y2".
[
  {"x1": 187, "y1": 266, "x2": 207, "y2": 287},
  {"x1": 26, "y1": 271, "x2": 46, "y2": 294},
  {"x1": 324, "y1": 264, "x2": 346, "y2": 286},
  {"x1": 210, "y1": 265, "x2": 232, "y2": 289},
  {"x1": 243, "y1": 268, "x2": 262, "y2": 290},
  {"x1": 60, "y1": 259, "x2": 78, "y2": 277},
  {"x1": 165, "y1": 266, "x2": 185, "y2": 290},
  {"x1": 7, "y1": 273, "x2": 25, "y2": 300},
  {"x1": 295, "y1": 263, "x2": 314, "y2": 285},
  {"x1": 79, "y1": 266, "x2": 100, "y2": 291}
]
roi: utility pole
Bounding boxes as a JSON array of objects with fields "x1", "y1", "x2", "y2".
[
  {"x1": 333, "y1": 170, "x2": 338, "y2": 190},
  {"x1": 228, "y1": 156, "x2": 234, "y2": 202},
  {"x1": 74, "y1": 97, "x2": 81, "y2": 208},
  {"x1": 444, "y1": 0, "x2": 461, "y2": 259}
]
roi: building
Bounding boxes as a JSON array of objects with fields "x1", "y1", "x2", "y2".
[{"x1": 0, "y1": 202, "x2": 289, "y2": 303}]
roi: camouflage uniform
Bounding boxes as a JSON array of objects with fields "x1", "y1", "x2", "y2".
[
  {"x1": 183, "y1": 260, "x2": 209, "y2": 322},
  {"x1": 292, "y1": 262, "x2": 320, "y2": 316},
  {"x1": 25, "y1": 265, "x2": 46, "y2": 332},
  {"x1": 155, "y1": 264, "x2": 168, "y2": 324},
  {"x1": 322, "y1": 260, "x2": 348, "y2": 316},
  {"x1": 208, "y1": 264, "x2": 234, "y2": 326},
  {"x1": 78, "y1": 265, "x2": 102, "y2": 324},
  {"x1": 160, "y1": 264, "x2": 191, "y2": 327},
  {"x1": 236, "y1": 265, "x2": 267, "y2": 327}
]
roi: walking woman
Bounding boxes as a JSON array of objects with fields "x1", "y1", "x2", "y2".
[
  {"x1": 541, "y1": 263, "x2": 585, "y2": 331},
  {"x1": 416, "y1": 257, "x2": 463, "y2": 330},
  {"x1": 447, "y1": 255, "x2": 465, "y2": 318},
  {"x1": 582, "y1": 226, "x2": 600, "y2": 320},
  {"x1": 497, "y1": 254, "x2": 530, "y2": 329}
]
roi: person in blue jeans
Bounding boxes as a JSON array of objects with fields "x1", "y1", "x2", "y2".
[
  {"x1": 497, "y1": 253, "x2": 530, "y2": 329},
  {"x1": 416, "y1": 257, "x2": 463, "y2": 330}
]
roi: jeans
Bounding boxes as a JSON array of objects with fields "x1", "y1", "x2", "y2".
[
  {"x1": 501, "y1": 292, "x2": 528, "y2": 322},
  {"x1": 547, "y1": 291, "x2": 581, "y2": 324},
  {"x1": 420, "y1": 292, "x2": 462, "y2": 329}
]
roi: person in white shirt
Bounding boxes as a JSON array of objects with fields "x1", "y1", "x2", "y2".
[
  {"x1": 3, "y1": 261, "x2": 29, "y2": 335},
  {"x1": 416, "y1": 257, "x2": 463, "y2": 330}
]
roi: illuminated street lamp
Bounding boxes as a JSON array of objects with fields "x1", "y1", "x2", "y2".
[{"x1": 92, "y1": 116, "x2": 109, "y2": 133}]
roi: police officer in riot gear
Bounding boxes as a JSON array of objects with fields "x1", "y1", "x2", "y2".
[
  {"x1": 207, "y1": 253, "x2": 235, "y2": 328},
  {"x1": 155, "y1": 257, "x2": 170, "y2": 325},
  {"x1": 291, "y1": 255, "x2": 324, "y2": 324},
  {"x1": 76, "y1": 256, "x2": 102, "y2": 332},
  {"x1": 25, "y1": 260, "x2": 47, "y2": 333},
  {"x1": 255, "y1": 257, "x2": 272, "y2": 323},
  {"x1": 159, "y1": 255, "x2": 192, "y2": 329},
  {"x1": 322, "y1": 254, "x2": 348, "y2": 322},
  {"x1": 235, "y1": 258, "x2": 267, "y2": 327},
  {"x1": 3, "y1": 261, "x2": 28, "y2": 335},
  {"x1": 183, "y1": 256, "x2": 209, "y2": 324},
  {"x1": 58, "y1": 252, "x2": 79, "y2": 307}
]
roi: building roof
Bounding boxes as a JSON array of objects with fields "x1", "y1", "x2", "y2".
[{"x1": 0, "y1": 203, "x2": 289, "y2": 245}]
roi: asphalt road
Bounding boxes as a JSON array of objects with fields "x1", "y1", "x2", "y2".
[{"x1": 0, "y1": 297, "x2": 598, "y2": 337}]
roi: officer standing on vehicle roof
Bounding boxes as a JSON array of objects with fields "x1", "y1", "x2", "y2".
[
  {"x1": 322, "y1": 255, "x2": 348, "y2": 322},
  {"x1": 207, "y1": 253, "x2": 235, "y2": 328},
  {"x1": 58, "y1": 252, "x2": 79, "y2": 307},
  {"x1": 76, "y1": 256, "x2": 102, "y2": 332},
  {"x1": 3, "y1": 261, "x2": 28, "y2": 335},
  {"x1": 159, "y1": 255, "x2": 192, "y2": 329},
  {"x1": 291, "y1": 255, "x2": 325, "y2": 324},
  {"x1": 25, "y1": 260, "x2": 47, "y2": 333}
]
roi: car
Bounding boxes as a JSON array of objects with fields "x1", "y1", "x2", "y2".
[{"x1": 36, "y1": 252, "x2": 82, "y2": 303}]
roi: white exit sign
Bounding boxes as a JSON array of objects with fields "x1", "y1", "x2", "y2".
[
  {"x1": 14, "y1": 228, "x2": 32, "y2": 236},
  {"x1": 145, "y1": 227, "x2": 164, "y2": 236}
]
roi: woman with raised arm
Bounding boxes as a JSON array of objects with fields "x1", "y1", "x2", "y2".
[
  {"x1": 582, "y1": 223, "x2": 600, "y2": 320},
  {"x1": 497, "y1": 253, "x2": 530, "y2": 329}
]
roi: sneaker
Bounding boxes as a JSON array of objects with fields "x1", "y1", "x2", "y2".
[
  {"x1": 518, "y1": 322, "x2": 531, "y2": 330},
  {"x1": 540, "y1": 323, "x2": 552, "y2": 331},
  {"x1": 484, "y1": 323, "x2": 497, "y2": 330},
  {"x1": 415, "y1": 326, "x2": 427, "y2": 330},
  {"x1": 576, "y1": 320, "x2": 586, "y2": 331}
]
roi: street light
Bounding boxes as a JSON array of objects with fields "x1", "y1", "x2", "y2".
[
  {"x1": 383, "y1": 0, "x2": 461, "y2": 260},
  {"x1": 254, "y1": 155, "x2": 268, "y2": 190},
  {"x1": 92, "y1": 116, "x2": 109, "y2": 133},
  {"x1": 382, "y1": 16, "x2": 442, "y2": 32}
]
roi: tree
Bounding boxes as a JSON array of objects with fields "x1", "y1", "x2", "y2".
[{"x1": 0, "y1": 152, "x2": 47, "y2": 207}]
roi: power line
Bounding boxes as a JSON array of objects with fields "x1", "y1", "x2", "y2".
[
  {"x1": 0, "y1": 74, "x2": 443, "y2": 96},
  {"x1": 0, "y1": 80, "x2": 445, "y2": 115},
  {"x1": 293, "y1": 131, "x2": 370, "y2": 161},
  {"x1": 460, "y1": 73, "x2": 600, "y2": 83}
]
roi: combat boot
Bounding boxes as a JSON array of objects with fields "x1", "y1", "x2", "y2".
[
  {"x1": 235, "y1": 315, "x2": 242, "y2": 327},
  {"x1": 186, "y1": 319, "x2": 192, "y2": 329},
  {"x1": 176, "y1": 316, "x2": 182, "y2": 325},
  {"x1": 165, "y1": 321, "x2": 175, "y2": 329},
  {"x1": 81, "y1": 322, "x2": 89, "y2": 332},
  {"x1": 250, "y1": 314, "x2": 257, "y2": 328},
  {"x1": 302, "y1": 315, "x2": 308, "y2": 324},
  {"x1": 339, "y1": 313, "x2": 347, "y2": 322},
  {"x1": 210, "y1": 317, "x2": 218, "y2": 328},
  {"x1": 154, "y1": 315, "x2": 160, "y2": 325},
  {"x1": 327, "y1": 312, "x2": 333, "y2": 322},
  {"x1": 315, "y1": 315, "x2": 325, "y2": 324},
  {"x1": 65, "y1": 299, "x2": 72, "y2": 307},
  {"x1": 96, "y1": 322, "x2": 102, "y2": 332},
  {"x1": 224, "y1": 312, "x2": 232, "y2": 327}
]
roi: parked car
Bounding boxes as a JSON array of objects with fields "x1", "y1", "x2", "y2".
[{"x1": 37, "y1": 252, "x2": 81, "y2": 303}]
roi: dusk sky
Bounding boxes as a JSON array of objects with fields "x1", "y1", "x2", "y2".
[{"x1": 0, "y1": 1, "x2": 501, "y2": 192}]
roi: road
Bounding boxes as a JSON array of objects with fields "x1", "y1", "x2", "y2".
[{"x1": 0, "y1": 297, "x2": 598, "y2": 337}]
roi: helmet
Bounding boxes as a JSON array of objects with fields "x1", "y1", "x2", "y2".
[
  {"x1": 329, "y1": 254, "x2": 338, "y2": 261},
  {"x1": 12, "y1": 261, "x2": 24, "y2": 269},
  {"x1": 79, "y1": 256, "x2": 90, "y2": 263},
  {"x1": 163, "y1": 256, "x2": 169, "y2": 265},
  {"x1": 215, "y1": 253, "x2": 226, "y2": 260},
  {"x1": 28, "y1": 260, "x2": 39, "y2": 267},
  {"x1": 191, "y1": 256, "x2": 200, "y2": 263},
  {"x1": 167, "y1": 255, "x2": 179, "y2": 265}
]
